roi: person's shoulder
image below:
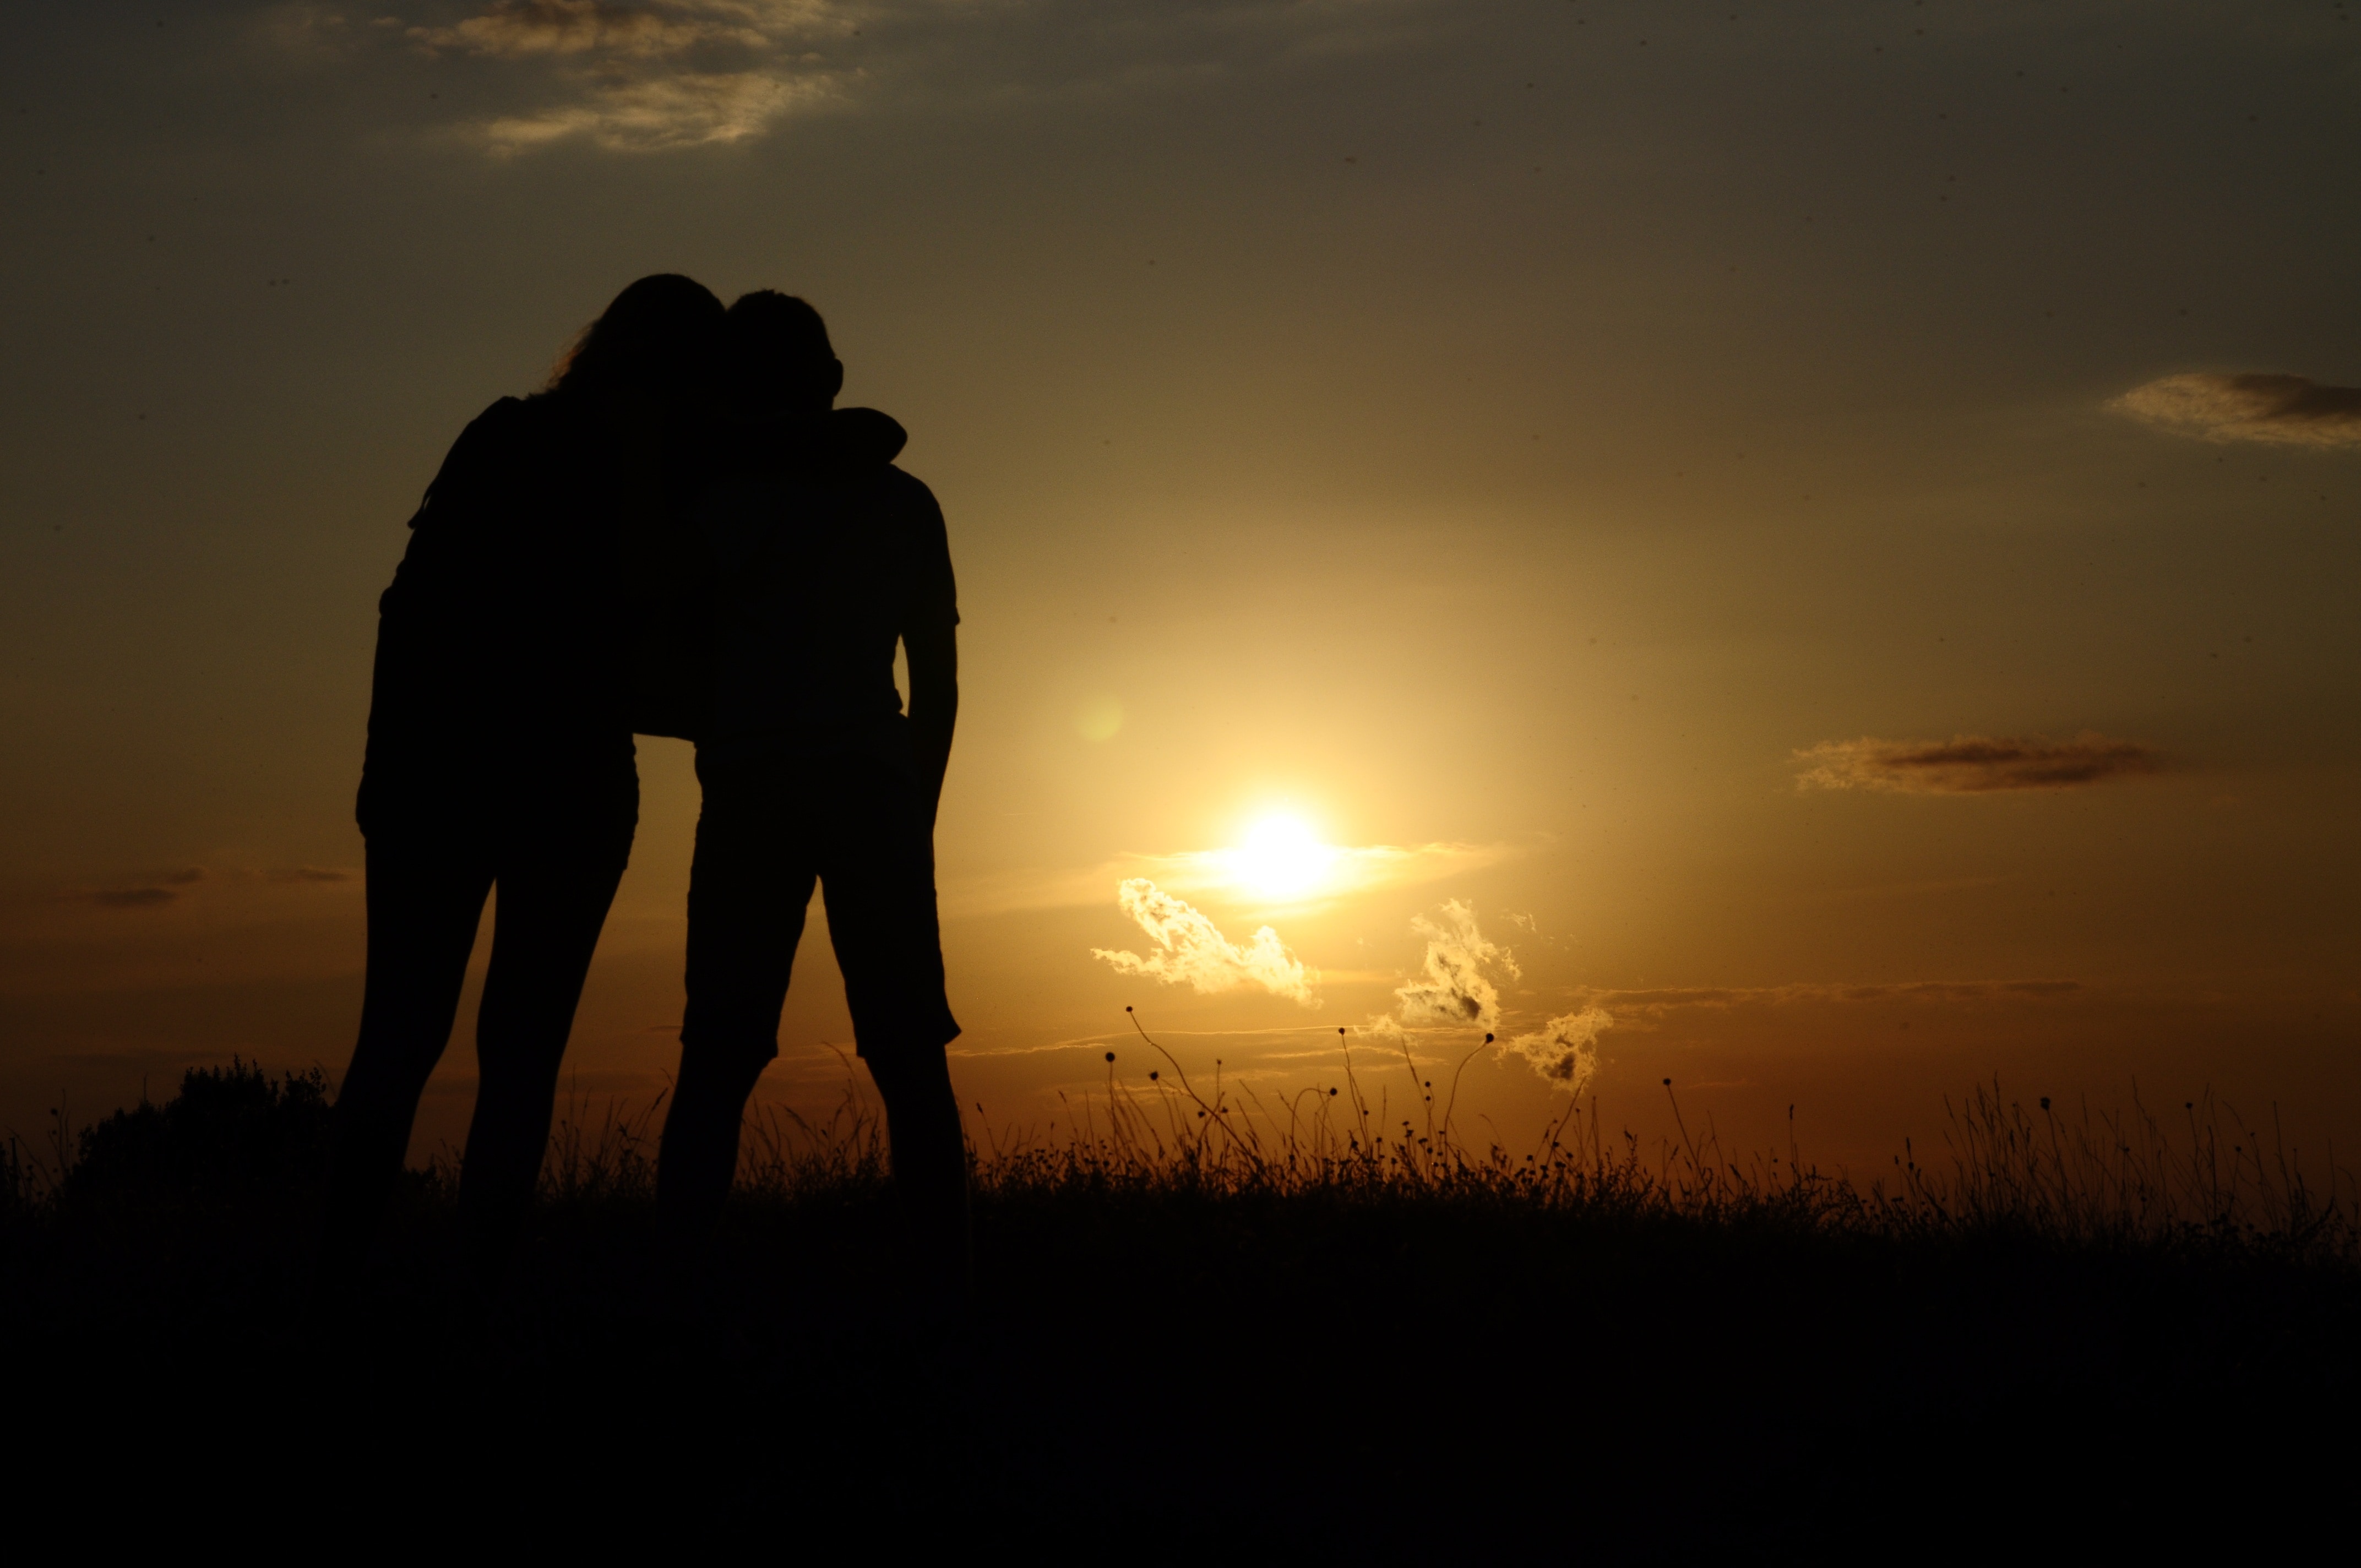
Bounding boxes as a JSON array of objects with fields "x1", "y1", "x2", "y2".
[
  {"x1": 877, "y1": 464, "x2": 942, "y2": 514},
  {"x1": 456, "y1": 393, "x2": 550, "y2": 449},
  {"x1": 412, "y1": 395, "x2": 546, "y2": 526}
]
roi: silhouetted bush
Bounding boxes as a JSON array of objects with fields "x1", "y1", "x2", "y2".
[{"x1": 59, "y1": 1059, "x2": 332, "y2": 1210}]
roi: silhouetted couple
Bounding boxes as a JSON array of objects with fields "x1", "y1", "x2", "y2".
[{"x1": 318, "y1": 275, "x2": 967, "y2": 1315}]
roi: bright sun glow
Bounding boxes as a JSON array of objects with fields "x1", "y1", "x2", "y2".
[{"x1": 1221, "y1": 814, "x2": 1340, "y2": 901}]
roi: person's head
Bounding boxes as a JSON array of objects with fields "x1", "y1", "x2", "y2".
[
  {"x1": 726, "y1": 290, "x2": 843, "y2": 415},
  {"x1": 547, "y1": 273, "x2": 726, "y2": 411}
]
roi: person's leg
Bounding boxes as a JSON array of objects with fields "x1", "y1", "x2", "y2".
[
  {"x1": 658, "y1": 755, "x2": 814, "y2": 1238},
  {"x1": 456, "y1": 825, "x2": 632, "y2": 1293},
  {"x1": 858, "y1": 1043, "x2": 971, "y2": 1306},
  {"x1": 819, "y1": 764, "x2": 970, "y2": 1308},
  {"x1": 318, "y1": 836, "x2": 495, "y2": 1299}
]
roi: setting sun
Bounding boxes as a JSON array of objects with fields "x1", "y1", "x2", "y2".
[{"x1": 1220, "y1": 814, "x2": 1339, "y2": 901}]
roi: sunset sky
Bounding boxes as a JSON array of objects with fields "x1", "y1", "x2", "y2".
[{"x1": 4, "y1": 1, "x2": 2357, "y2": 1172}]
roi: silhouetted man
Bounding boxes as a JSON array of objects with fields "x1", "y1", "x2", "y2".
[{"x1": 655, "y1": 292, "x2": 969, "y2": 1306}]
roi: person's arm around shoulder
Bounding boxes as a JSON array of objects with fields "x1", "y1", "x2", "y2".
[{"x1": 894, "y1": 469, "x2": 959, "y2": 830}]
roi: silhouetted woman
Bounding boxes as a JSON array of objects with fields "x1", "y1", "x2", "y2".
[{"x1": 319, "y1": 275, "x2": 726, "y2": 1300}]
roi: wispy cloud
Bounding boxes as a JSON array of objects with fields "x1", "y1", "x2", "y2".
[
  {"x1": 1391, "y1": 899, "x2": 1516, "y2": 1030},
  {"x1": 2112, "y1": 372, "x2": 2361, "y2": 449},
  {"x1": 382, "y1": 0, "x2": 856, "y2": 150},
  {"x1": 482, "y1": 67, "x2": 834, "y2": 149},
  {"x1": 1358, "y1": 901, "x2": 1613, "y2": 1092},
  {"x1": 1091, "y1": 878, "x2": 1319, "y2": 1005},
  {"x1": 1503, "y1": 1008, "x2": 1612, "y2": 1094},
  {"x1": 1795, "y1": 733, "x2": 2161, "y2": 794},
  {"x1": 333, "y1": 0, "x2": 1449, "y2": 154}
]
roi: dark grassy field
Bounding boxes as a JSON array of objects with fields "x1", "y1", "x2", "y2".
[{"x1": 6, "y1": 1054, "x2": 2357, "y2": 1555}]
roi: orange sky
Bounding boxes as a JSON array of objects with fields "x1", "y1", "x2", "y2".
[{"x1": 3, "y1": 2, "x2": 2357, "y2": 1175}]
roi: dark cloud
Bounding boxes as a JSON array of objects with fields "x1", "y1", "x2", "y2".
[
  {"x1": 90, "y1": 887, "x2": 177, "y2": 909},
  {"x1": 1795, "y1": 734, "x2": 2162, "y2": 794},
  {"x1": 407, "y1": 0, "x2": 771, "y2": 61},
  {"x1": 72, "y1": 866, "x2": 349, "y2": 909},
  {"x1": 1585, "y1": 980, "x2": 2082, "y2": 1017},
  {"x1": 2113, "y1": 373, "x2": 2361, "y2": 449}
]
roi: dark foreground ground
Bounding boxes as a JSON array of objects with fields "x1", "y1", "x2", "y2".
[{"x1": 6, "y1": 1067, "x2": 2357, "y2": 1556}]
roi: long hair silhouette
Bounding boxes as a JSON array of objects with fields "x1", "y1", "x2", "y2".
[{"x1": 549, "y1": 272, "x2": 726, "y2": 402}]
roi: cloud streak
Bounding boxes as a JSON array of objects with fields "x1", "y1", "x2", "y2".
[
  {"x1": 409, "y1": 0, "x2": 776, "y2": 58},
  {"x1": 1150, "y1": 837, "x2": 1521, "y2": 907},
  {"x1": 2112, "y1": 372, "x2": 2361, "y2": 449},
  {"x1": 1795, "y1": 733, "x2": 2161, "y2": 794},
  {"x1": 70, "y1": 865, "x2": 350, "y2": 912},
  {"x1": 90, "y1": 887, "x2": 178, "y2": 910},
  {"x1": 1091, "y1": 878, "x2": 1318, "y2": 1005},
  {"x1": 940, "y1": 837, "x2": 1521, "y2": 922},
  {"x1": 1575, "y1": 979, "x2": 2081, "y2": 1019},
  {"x1": 482, "y1": 67, "x2": 833, "y2": 150}
]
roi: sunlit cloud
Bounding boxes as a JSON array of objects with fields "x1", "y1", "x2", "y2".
[
  {"x1": 1358, "y1": 901, "x2": 1609, "y2": 1094},
  {"x1": 378, "y1": 0, "x2": 857, "y2": 149},
  {"x1": 1391, "y1": 898, "x2": 1515, "y2": 1030},
  {"x1": 2113, "y1": 372, "x2": 2361, "y2": 449},
  {"x1": 1795, "y1": 733, "x2": 2161, "y2": 794},
  {"x1": 326, "y1": 0, "x2": 1448, "y2": 154},
  {"x1": 1091, "y1": 878, "x2": 1319, "y2": 1005},
  {"x1": 482, "y1": 67, "x2": 833, "y2": 149},
  {"x1": 1503, "y1": 1008, "x2": 1612, "y2": 1095}
]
